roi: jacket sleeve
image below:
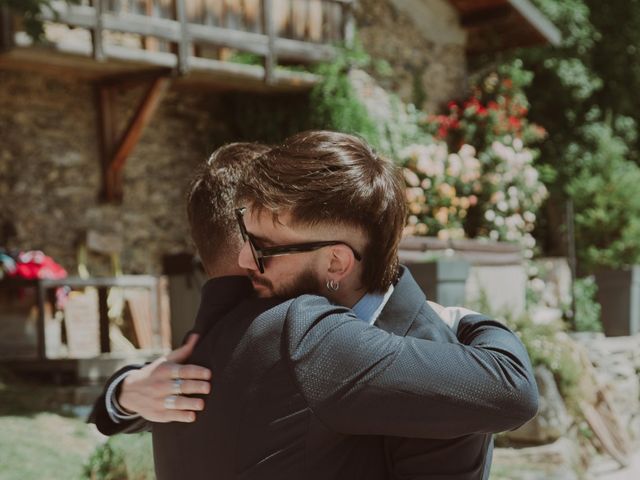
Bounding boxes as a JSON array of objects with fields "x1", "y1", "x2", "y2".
[
  {"x1": 283, "y1": 295, "x2": 538, "y2": 439},
  {"x1": 87, "y1": 365, "x2": 152, "y2": 436}
]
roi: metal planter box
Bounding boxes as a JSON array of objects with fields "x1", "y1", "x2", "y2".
[{"x1": 595, "y1": 267, "x2": 640, "y2": 336}]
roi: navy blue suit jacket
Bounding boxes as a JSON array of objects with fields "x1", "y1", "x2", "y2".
[{"x1": 90, "y1": 268, "x2": 537, "y2": 479}]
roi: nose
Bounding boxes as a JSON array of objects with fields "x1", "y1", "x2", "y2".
[{"x1": 238, "y1": 241, "x2": 257, "y2": 271}]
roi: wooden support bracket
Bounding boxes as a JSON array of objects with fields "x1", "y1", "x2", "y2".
[
  {"x1": 0, "y1": 5, "x2": 14, "y2": 53},
  {"x1": 95, "y1": 74, "x2": 172, "y2": 203}
]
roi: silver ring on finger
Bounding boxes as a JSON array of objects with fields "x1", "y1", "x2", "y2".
[
  {"x1": 170, "y1": 364, "x2": 182, "y2": 379},
  {"x1": 164, "y1": 395, "x2": 179, "y2": 410},
  {"x1": 171, "y1": 378, "x2": 183, "y2": 395}
]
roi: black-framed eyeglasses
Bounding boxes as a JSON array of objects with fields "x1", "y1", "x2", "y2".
[{"x1": 235, "y1": 207, "x2": 362, "y2": 274}]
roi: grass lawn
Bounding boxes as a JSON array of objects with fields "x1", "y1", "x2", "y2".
[{"x1": 0, "y1": 371, "x2": 103, "y2": 480}]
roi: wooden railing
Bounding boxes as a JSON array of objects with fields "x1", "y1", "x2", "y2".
[{"x1": 40, "y1": 0, "x2": 354, "y2": 82}]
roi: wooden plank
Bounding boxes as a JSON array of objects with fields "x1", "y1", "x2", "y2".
[
  {"x1": 124, "y1": 289, "x2": 154, "y2": 349},
  {"x1": 99, "y1": 66, "x2": 173, "y2": 87},
  {"x1": 142, "y1": 0, "x2": 160, "y2": 51},
  {"x1": 2, "y1": 44, "x2": 320, "y2": 91},
  {"x1": 95, "y1": 83, "x2": 116, "y2": 201},
  {"x1": 0, "y1": 5, "x2": 14, "y2": 52},
  {"x1": 35, "y1": 283, "x2": 47, "y2": 360},
  {"x1": 98, "y1": 287, "x2": 110, "y2": 353},
  {"x1": 341, "y1": 0, "x2": 355, "y2": 48},
  {"x1": 107, "y1": 76, "x2": 171, "y2": 201},
  {"x1": 263, "y1": 0, "x2": 276, "y2": 84},
  {"x1": 460, "y1": 5, "x2": 512, "y2": 28},
  {"x1": 91, "y1": 0, "x2": 106, "y2": 61},
  {"x1": 508, "y1": 0, "x2": 561, "y2": 46},
  {"x1": 175, "y1": 0, "x2": 190, "y2": 74}
]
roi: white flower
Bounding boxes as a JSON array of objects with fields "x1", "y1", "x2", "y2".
[
  {"x1": 403, "y1": 169, "x2": 420, "y2": 187},
  {"x1": 523, "y1": 211, "x2": 536, "y2": 223},
  {"x1": 513, "y1": 138, "x2": 524, "y2": 151},
  {"x1": 523, "y1": 234, "x2": 537, "y2": 248},
  {"x1": 458, "y1": 144, "x2": 477, "y2": 158},
  {"x1": 497, "y1": 200, "x2": 509, "y2": 212},
  {"x1": 485, "y1": 210, "x2": 496, "y2": 221},
  {"x1": 447, "y1": 153, "x2": 463, "y2": 177},
  {"x1": 489, "y1": 230, "x2": 500, "y2": 240},
  {"x1": 530, "y1": 278, "x2": 545, "y2": 293}
]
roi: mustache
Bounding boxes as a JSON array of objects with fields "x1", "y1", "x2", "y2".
[{"x1": 248, "y1": 272, "x2": 273, "y2": 288}]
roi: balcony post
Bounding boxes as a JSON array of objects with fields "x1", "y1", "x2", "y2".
[
  {"x1": 175, "y1": 0, "x2": 190, "y2": 74},
  {"x1": 342, "y1": 0, "x2": 355, "y2": 49},
  {"x1": 91, "y1": 0, "x2": 105, "y2": 61},
  {"x1": 0, "y1": 5, "x2": 14, "y2": 53},
  {"x1": 262, "y1": 0, "x2": 276, "y2": 84}
]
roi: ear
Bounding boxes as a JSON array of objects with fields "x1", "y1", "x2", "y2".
[{"x1": 326, "y1": 244, "x2": 356, "y2": 282}]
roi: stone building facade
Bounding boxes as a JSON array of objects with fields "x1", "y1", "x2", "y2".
[
  {"x1": 0, "y1": 0, "x2": 471, "y2": 275},
  {"x1": 0, "y1": 69, "x2": 235, "y2": 275},
  {"x1": 356, "y1": 0, "x2": 468, "y2": 112}
]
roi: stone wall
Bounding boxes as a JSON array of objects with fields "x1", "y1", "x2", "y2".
[
  {"x1": 0, "y1": 69, "x2": 236, "y2": 275},
  {"x1": 356, "y1": 0, "x2": 468, "y2": 112}
]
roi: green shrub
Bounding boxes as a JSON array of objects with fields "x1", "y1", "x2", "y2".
[
  {"x1": 83, "y1": 433, "x2": 154, "y2": 480},
  {"x1": 572, "y1": 276, "x2": 602, "y2": 332},
  {"x1": 310, "y1": 46, "x2": 379, "y2": 148},
  {"x1": 566, "y1": 123, "x2": 640, "y2": 271}
]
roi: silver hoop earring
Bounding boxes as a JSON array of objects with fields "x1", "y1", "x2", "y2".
[{"x1": 326, "y1": 279, "x2": 340, "y2": 292}]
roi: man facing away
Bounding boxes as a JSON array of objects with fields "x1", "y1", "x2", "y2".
[{"x1": 90, "y1": 133, "x2": 538, "y2": 479}]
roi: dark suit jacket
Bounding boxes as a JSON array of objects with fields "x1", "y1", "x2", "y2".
[
  {"x1": 90, "y1": 269, "x2": 537, "y2": 479},
  {"x1": 376, "y1": 269, "x2": 501, "y2": 479}
]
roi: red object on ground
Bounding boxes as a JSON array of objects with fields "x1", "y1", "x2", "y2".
[{"x1": 9, "y1": 251, "x2": 67, "y2": 280}]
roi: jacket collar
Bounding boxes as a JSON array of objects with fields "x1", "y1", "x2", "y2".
[
  {"x1": 192, "y1": 275, "x2": 253, "y2": 335},
  {"x1": 374, "y1": 266, "x2": 426, "y2": 336}
]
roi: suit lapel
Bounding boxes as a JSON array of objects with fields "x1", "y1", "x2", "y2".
[{"x1": 375, "y1": 267, "x2": 427, "y2": 336}]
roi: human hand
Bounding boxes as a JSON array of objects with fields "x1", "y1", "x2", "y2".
[{"x1": 118, "y1": 334, "x2": 211, "y2": 423}]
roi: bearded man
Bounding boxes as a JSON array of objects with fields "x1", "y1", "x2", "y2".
[{"x1": 91, "y1": 132, "x2": 537, "y2": 479}]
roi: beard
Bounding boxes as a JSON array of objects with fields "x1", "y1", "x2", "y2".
[{"x1": 248, "y1": 267, "x2": 323, "y2": 299}]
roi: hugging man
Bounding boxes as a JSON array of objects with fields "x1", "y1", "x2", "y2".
[{"x1": 91, "y1": 131, "x2": 537, "y2": 479}]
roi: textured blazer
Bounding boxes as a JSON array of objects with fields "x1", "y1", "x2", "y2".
[{"x1": 90, "y1": 269, "x2": 538, "y2": 480}]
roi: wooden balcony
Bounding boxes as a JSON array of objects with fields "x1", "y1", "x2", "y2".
[{"x1": 0, "y1": 0, "x2": 355, "y2": 91}]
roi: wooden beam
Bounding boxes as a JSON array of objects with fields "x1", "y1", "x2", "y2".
[
  {"x1": 91, "y1": 0, "x2": 105, "y2": 60},
  {"x1": 105, "y1": 76, "x2": 171, "y2": 202},
  {"x1": 460, "y1": 5, "x2": 512, "y2": 28},
  {"x1": 99, "y1": 67, "x2": 173, "y2": 88},
  {"x1": 0, "y1": 5, "x2": 13, "y2": 53},
  {"x1": 142, "y1": 0, "x2": 160, "y2": 52},
  {"x1": 342, "y1": 1, "x2": 355, "y2": 49},
  {"x1": 95, "y1": 83, "x2": 116, "y2": 201},
  {"x1": 3, "y1": 43, "x2": 321, "y2": 92},
  {"x1": 508, "y1": 0, "x2": 561, "y2": 46},
  {"x1": 98, "y1": 287, "x2": 110, "y2": 353},
  {"x1": 263, "y1": 0, "x2": 276, "y2": 84},
  {"x1": 175, "y1": 0, "x2": 190, "y2": 74}
]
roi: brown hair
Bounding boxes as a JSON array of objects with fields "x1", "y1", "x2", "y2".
[
  {"x1": 238, "y1": 130, "x2": 407, "y2": 293},
  {"x1": 187, "y1": 142, "x2": 270, "y2": 271}
]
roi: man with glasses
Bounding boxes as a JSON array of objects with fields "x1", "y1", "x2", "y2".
[{"x1": 91, "y1": 132, "x2": 537, "y2": 479}]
